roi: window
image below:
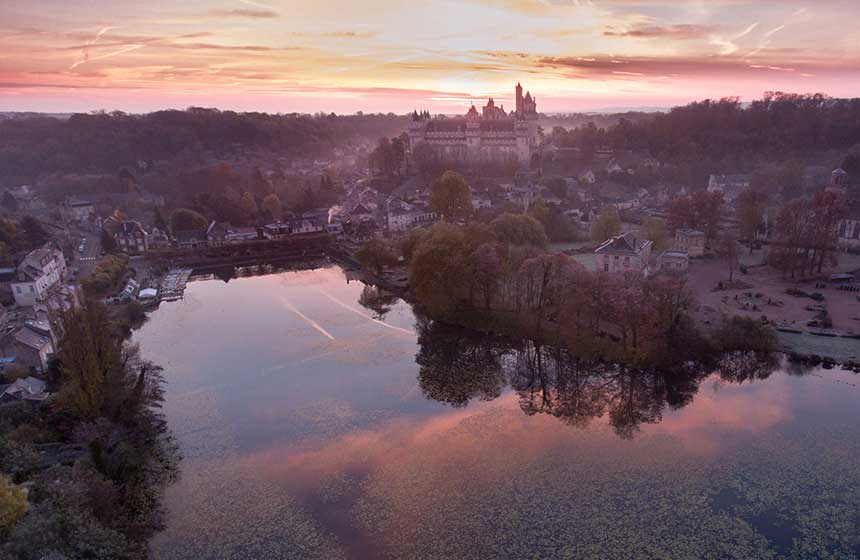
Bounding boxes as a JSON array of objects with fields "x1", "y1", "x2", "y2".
[{"x1": 15, "y1": 286, "x2": 21, "y2": 294}]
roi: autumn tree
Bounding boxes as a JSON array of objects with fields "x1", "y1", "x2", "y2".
[
  {"x1": 736, "y1": 187, "x2": 767, "y2": 251},
  {"x1": 718, "y1": 230, "x2": 739, "y2": 283},
  {"x1": 666, "y1": 193, "x2": 693, "y2": 231},
  {"x1": 0, "y1": 476, "x2": 28, "y2": 535},
  {"x1": 261, "y1": 193, "x2": 282, "y2": 219},
  {"x1": 590, "y1": 209, "x2": 621, "y2": 242},
  {"x1": 356, "y1": 238, "x2": 398, "y2": 276},
  {"x1": 408, "y1": 222, "x2": 471, "y2": 317},
  {"x1": 490, "y1": 213, "x2": 548, "y2": 248},
  {"x1": 239, "y1": 191, "x2": 258, "y2": 217},
  {"x1": 691, "y1": 190, "x2": 724, "y2": 244},
  {"x1": 640, "y1": 217, "x2": 669, "y2": 250},
  {"x1": 170, "y1": 208, "x2": 208, "y2": 232},
  {"x1": 428, "y1": 170, "x2": 473, "y2": 222}
]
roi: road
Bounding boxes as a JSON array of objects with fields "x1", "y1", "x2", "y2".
[{"x1": 73, "y1": 231, "x2": 101, "y2": 277}]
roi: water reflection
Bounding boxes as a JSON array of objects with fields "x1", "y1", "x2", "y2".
[
  {"x1": 136, "y1": 267, "x2": 859, "y2": 559},
  {"x1": 416, "y1": 317, "x2": 783, "y2": 438}
]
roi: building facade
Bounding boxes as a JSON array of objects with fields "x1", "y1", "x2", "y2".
[
  {"x1": 675, "y1": 229, "x2": 706, "y2": 257},
  {"x1": 594, "y1": 233, "x2": 653, "y2": 274},
  {"x1": 407, "y1": 83, "x2": 539, "y2": 165},
  {"x1": 11, "y1": 244, "x2": 66, "y2": 307}
]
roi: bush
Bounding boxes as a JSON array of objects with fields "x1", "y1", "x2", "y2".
[
  {"x1": 714, "y1": 316, "x2": 777, "y2": 353},
  {"x1": 82, "y1": 255, "x2": 128, "y2": 297}
]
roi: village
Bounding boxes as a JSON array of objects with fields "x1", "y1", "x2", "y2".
[{"x1": 1, "y1": 90, "x2": 860, "y2": 402}]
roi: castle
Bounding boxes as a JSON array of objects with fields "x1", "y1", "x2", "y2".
[{"x1": 407, "y1": 83, "x2": 539, "y2": 165}]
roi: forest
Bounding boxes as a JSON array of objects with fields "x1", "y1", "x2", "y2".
[
  {"x1": 0, "y1": 109, "x2": 409, "y2": 184},
  {"x1": 547, "y1": 93, "x2": 860, "y2": 186}
]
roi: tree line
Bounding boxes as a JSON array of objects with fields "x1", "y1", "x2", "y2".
[
  {"x1": 0, "y1": 302, "x2": 179, "y2": 559},
  {"x1": 0, "y1": 109, "x2": 408, "y2": 184}
]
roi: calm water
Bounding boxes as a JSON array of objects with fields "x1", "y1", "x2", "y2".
[{"x1": 137, "y1": 266, "x2": 860, "y2": 559}]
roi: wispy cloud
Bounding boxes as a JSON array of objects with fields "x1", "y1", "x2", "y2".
[
  {"x1": 209, "y1": 8, "x2": 279, "y2": 19},
  {"x1": 604, "y1": 24, "x2": 716, "y2": 40}
]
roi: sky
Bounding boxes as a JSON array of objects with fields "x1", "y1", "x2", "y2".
[{"x1": 1, "y1": 0, "x2": 859, "y2": 115}]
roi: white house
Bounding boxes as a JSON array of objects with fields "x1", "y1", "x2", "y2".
[
  {"x1": 707, "y1": 174, "x2": 751, "y2": 203},
  {"x1": 594, "y1": 233, "x2": 653, "y2": 274},
  {"x1": 388, "y1": 204, "x2": 438, "y2": 232},
  {"x1": 11, "y1": 243, "x2": 67, "y2": 307},
  {"x1": 64, "y1": 197, "x2": 95, "y2": 222},
  {"x1": 675, "y1": 229, "x2": 706, "y2": 257},
  {"x1": 657, "y1": 250, "x2": 690, "y2": 272}
]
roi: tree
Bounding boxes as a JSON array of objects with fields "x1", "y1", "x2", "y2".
[
  {"x1": 261, "y1": 193, "x2": 282, "y2": 219},
  {"x1": 19, "y1": 216, "x2": 49, "y2": 249},
  {"x1": 0, "y1": 475, "x2": 28, "y2": 534},
  {"x1": 239, "y1": 192, "x2": 258, "y2": 217},
  {"x1": 691, "y1": 190, "x2": 724, "y2": 244},
  {"x1": 640, "y1": 217, "x2": 669, "y2": 250},
  {"x1": 737, "y1": 188, "x2": 767, "y2": 251},
  {"x1": 591, "y1": 209, "x2": 621, "y2": 242},
  {"x1": 667, "y1": 195, "x2": 696, "y2": 232},
  {"x1": 490, "y1": 213, "x2": 548, "y2": 247},
  {"x1": 355, "y1": 239, "x2": 398, "y2": 276},
  {"x1": 718, "y1": 230, "x2": 739, "y2": 283},
  {"x1": 249, "y1": 167, "x2": 271, "y2": 198},
  {"x1": 408, "y1": 222, "x2": 471, "y2": 317},
  {"x1": 169, "y1": 208, "x2": 208, "y2": 232},
  {"x1": 469, "y1": 243, "x2": 503, "y2": 309},
  {"x1": 428, "y1": 170, "x2": 472, "y2": 222}
]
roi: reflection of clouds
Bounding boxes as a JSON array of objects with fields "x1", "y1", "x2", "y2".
[
  {"x1": 646, "y1": 374, "x2": 791, "y2": 455},
  {"x1": 239, "y1": 372, "x2": 798, "y2": 498}
]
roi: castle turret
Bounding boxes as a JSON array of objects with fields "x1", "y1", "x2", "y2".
[{"x1": 515, "y1": 82, "x2": 523, "y2": 115}]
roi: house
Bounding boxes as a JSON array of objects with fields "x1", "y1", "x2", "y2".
[
  {"x1": 388, "y1": 205, "x2": 438, "y2": 232},
  {"x1": 0, "y1": 376, "x2": 50, "y2": 403},
  {"x1": 148, "y1": 227, "x2": 171, "y2": 250},
  {"x1": 657, "y1": 250, "x2": 690, "y2": 272},
  {"x1": 261, "y1": 219, "x2": 323, "y2": 239},
  {"x1": 206, "y1": 222, "x2": 229, "y2": 246},
  {"x1": 11, "y1": 243, "x2": 66, "y2": 307},
  {"x1": 675, "y1": 229, "x2": 706, "y2": 257},
  {"x1": 707, "y1": 174, "x2": 751, "y2": 203},
  {"x1": 64, "y1": 197, "x2": 95, "y2": 222},
  {"x1": 114, "y1": 221, "x2": 149, "y2": 254},
  {"x1": 594, "y1": 233, "x2": 653, "y2": 274},
  {"x1": 225, "y1": 227, "x2": 259, "y2": 243},
  {"x1": 174, "y1": 229, "x2": 208, "y2": 249},
  {"x1": 0, "y1": 322, "x2": 55, "y2": 372},
  {"x1": 3, "y1": 185, "x2": 38, "y2": 211}
]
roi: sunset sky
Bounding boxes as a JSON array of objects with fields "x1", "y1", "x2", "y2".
[{"x1": 1, "y1": 0, "x2": 858, "y2": 114}]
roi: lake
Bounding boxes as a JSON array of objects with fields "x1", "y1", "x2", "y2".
[{"x1": 137, "y1": 265, "x2": 860, "y2": 559}]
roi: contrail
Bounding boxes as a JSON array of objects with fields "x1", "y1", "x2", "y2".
[
  {"x1": 70, "y1": 26, "x2": 116, "y2": 69},
  {"x1": 734, "y1": 22, "x2": 759, "y2": 40},
  {"x1": 279, "y1": 296, "x2": 335, "y2": 340},
  {"x1": 316, "y1": 289, "x2": 414, "y2": 335}
]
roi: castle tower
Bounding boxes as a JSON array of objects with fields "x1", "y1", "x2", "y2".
[{"x1": 515, "y1": 82, "x2": 523, "y2": 116}]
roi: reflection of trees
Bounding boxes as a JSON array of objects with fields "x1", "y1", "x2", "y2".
[
  {"x1": 717, "y1": 351, "x2": 780, "y2": 383},
  {"x1": 415, "y1": 317, "x2": 509, "y2": 407},
  {"x1": 416, "y1": 318, "x2": 781, "y2": 437},
  {"x1": 357, "y1": 284, "x2": 400, "y2": 320},
  {"x1": 510, "y1": 344, "x2": 702, "y2": 437}
]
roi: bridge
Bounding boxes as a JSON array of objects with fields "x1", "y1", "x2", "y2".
[{"x1": 143, "y1": 233, "x2": 335, "y2": 270}]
